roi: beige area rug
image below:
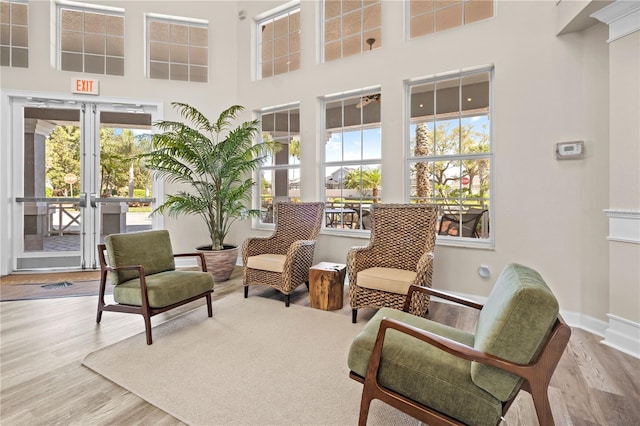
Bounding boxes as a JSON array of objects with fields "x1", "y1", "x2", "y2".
[{"x1": 82, "y1": 293, "x2": 420, "y2": 425}]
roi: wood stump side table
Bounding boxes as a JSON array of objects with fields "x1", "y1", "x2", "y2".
[{"x1": 309, "y1": 262, "x2": 347, "y2": 310}]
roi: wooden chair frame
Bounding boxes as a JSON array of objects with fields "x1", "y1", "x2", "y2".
[
  {"x1": 96, "y1": 244, "x2": 213, "y2": 345},
  {"x1": 349, "y1": 285, "x2": 571, "y2": 426}
]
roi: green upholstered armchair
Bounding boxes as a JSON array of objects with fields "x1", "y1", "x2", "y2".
[
  {"x1": 348, "y1": 263, "x2": 571, "y2": 426},
  {"x1": 97, "y1": 230, "x2": 214, "y2": 345}
]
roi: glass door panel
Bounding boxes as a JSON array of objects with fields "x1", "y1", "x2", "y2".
[{"x1": 14, "y1": 99, "x2": 157, "y2": 270}]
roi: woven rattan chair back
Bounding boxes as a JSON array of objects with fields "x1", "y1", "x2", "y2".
[
  {"x1": 243, "y1": 202, "x2": 325, "y2": 306},
  {"x1": 368, "y1": 204, "x2": 437, "y2": 270},
  {"x1": 271, "y1": 202, "x2": 324, "y2": 250}
]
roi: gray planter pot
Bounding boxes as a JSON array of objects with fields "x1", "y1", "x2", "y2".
[{"x1": 196, "y1": 245, "x2": 239, "y2": 282}]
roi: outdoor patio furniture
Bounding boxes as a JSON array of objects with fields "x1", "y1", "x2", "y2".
[
  {"x1": 243, "y1": 202, "x2": 325, "y2": 306},
  {"x1": 347, "y1": 203, "x2": 437, "y2": 323},
  {"x1": 438, "y1": 208, "x2": 488, "y2": 238}
]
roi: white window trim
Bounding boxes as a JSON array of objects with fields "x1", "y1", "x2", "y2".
[
  {"x1": 255, "y1": 1, "x2": 300, "y2": 80},
  {"x1": 55, "y1": 0, "x2": 125, "y2": 73},
  {"x1": 404, "y1": 66, "x2": 495, "y2": 248},
  {"x1": 144, "y1": 13, "x2": 209, "y2": 81},
  {"x1": 254, "y1": 102, "x2": 301, "y2": 230}
]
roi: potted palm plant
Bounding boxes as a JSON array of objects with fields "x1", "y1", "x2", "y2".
[{"x1": 141, "y1": 102, "x2": 276, "y2": 281}]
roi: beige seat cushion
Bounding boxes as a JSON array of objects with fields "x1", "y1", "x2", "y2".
[
  {"x1": 247, "y1": 254, "x2": 287, "y2": 273},
  {"x1": 357, "y1": 267, "x2": 417, "y2": 295}
]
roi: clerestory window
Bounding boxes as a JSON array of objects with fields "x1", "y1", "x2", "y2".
[
  {"x1": 322, "y1": 0, "x2": 381, "y2": 62},
  {"x1": 257, "y1": 3, "x2": 300, "y2": 79},
  {"x1": 1, "y1": 0, "x2": 29, "y2": 68},
  {"x1": 57, "y1": 1, "x2": 124, "y2": 75},
  {"x1": 146, "y1": 14, "x2": 208, "y2": 82},
  {"x1": 407, "y1": 0, "x2": 494, "y2": 39}
]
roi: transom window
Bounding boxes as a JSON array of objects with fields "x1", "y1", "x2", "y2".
[
  {"x1": 406, "y1": 67, "x2": 493, "y2": 243},
  {"x1": 323, "y1": 89, "x2": 382, "y2": 230},
  {"x1": 1, "y1": 0, "x2": 28, "y2": 68},
  {"x1": 146, "y1": 14, "x2": 208, "y2": 82},
  {"x1": 323, "y1": 0, "x2": 382, "y2": 62},
  {"x1": 407, "y1": 0, "x2": 494, "y2": 39},
  {"x1": 58, "y1": 2, "x2": 124, "y2": 75},
  {"x1": 257, "y1": 104, "x2": 301, "y2": 224},
  {"x1": 257, "y1": 4, "x2": 300, "y2": 79}
]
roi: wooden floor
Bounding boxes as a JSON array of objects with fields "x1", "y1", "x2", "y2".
[{"x1": 1, "y1": 273, "x2": 639, "y2": 425}]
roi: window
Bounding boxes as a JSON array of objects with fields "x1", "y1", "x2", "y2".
[
  {"x1": 257, "y1": 104, "x2": 300, "y2": 224},
  {"x1": 323, "y1": 0, "x2": 381, "y2": 62},
  {"x1": 323, "y1": 89, "x2": 382, "y2": 230},
  {"x1": 407, "y1": 0, "x2": 494, "y2": 39},
  {"x1": 407, "y1": 68, "x2": 492, "y2": 242},
  {"x1": 146, "y1": 15, "x2": 208, "y2": 82},
  {"x1": 1, "y1": 0, "x2": 28, "y2": 68},
  {"x1": 58, "y1": 2, "x2": 124, "y2": 75},
  {"x1": 257, "y1": 4, "x2": 300, "y2": 79}
]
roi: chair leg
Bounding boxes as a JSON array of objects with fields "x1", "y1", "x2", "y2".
[
  {"x1": 285, "y1": 294, "x2": 290, "y2": 307},
  {"x1": 96, "y1": 308, "x2": 103, "y2": 323},
  {"x1": 244, "y1": 286, "x2": 248, "y2": 298},
  {"x1": 357, "y1": 390, "x2": 372, "y2": 426},
  {"x1": 352, "y1": 309, "x2": 358, "y2": 323},
  {"x1": 206, "y1": 294, "x2": 213, "y2": 317},
  {"x1": 143, "y1": 313, "x2": 153, "y2": 345}
]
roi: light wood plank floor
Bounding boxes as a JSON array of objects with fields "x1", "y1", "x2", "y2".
[{"x1": 1, "y1": 275, "x2": 639, "y2": 425}]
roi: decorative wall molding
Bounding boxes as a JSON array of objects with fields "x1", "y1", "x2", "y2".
[
  {"x1": 591, "y1": 0, "x2": 640, "y2": 42},
  {"x1": 602, "y1": 314, "x2": 640, "y2": 359},
  {"x1": 604, "y1": 209, "x2": 640, "y2": 244}
]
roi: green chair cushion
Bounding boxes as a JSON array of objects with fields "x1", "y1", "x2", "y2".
[
  {"x1": 471, "y1": 263, "x2": 559, "y2": 401},
  {"x1": 113, "y1": 270, "x2": 214, "y2": 308},
  {"x1": 106, "y1": 230, "x2": 176, "y2": 285},
  {"x1": 348, "y1": 308, "x2": 503, "y2": 426}
]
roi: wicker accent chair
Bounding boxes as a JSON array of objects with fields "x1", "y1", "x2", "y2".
[
  {"x1": 243, "y1": 202, "x2": 325, "y2": 307},
  {"x1": 348, "y1": 203, "x2": 437, "y2": 323},
  {"x1": 348, "y1": 263, "x2": 571, "y2": 426}
]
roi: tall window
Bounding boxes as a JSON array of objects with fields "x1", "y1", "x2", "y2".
[
  {"x1": 58, "y1": 2, "x2": 124, "y2": 75},
  {"x1": 323, "y1": 89, "x2": 382, "y2": 230},
  {"x1": 146, "y1": 15, "x2": 208, "y2": 82},
  {"x1": 1, "y1": 0, "x2": 28, "y2": 68},
  {"x1": 407, "y1": 68, "x2": 493, "y2": 242},
  {"x1": 257, "y1": 4, "x2": 300, "y2": 79},
  {"x1": 407, "y1": 0, "x2": 494, "y2": 39},
  {"x1": 258, "y1": 104, "x2": 300, "y2": 224},
  {"x1": 323, "y1": 0, "x2": 381, "y2": 62}
]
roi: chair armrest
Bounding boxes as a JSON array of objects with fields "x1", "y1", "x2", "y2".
[
  {"x1": 282, "y1": 240, "x2": 317, "y2": 271},
  {"x1": 365, "y1": 317, "x2": 534, "y2": 385},
  {"x1": 173, "y1": 252, "x2": 208, "y2": 272},
  {"x1": 405, "y1": 284, "x2": 484, "y2": 311}
]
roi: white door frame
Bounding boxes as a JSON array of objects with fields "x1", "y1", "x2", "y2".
[{"x1": 0, "y1": 89, "x2": 164, "y2": 275}]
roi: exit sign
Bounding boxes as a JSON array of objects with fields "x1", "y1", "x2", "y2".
[{"x1": 71, "y1": 78, "x2": 99, "y2": 95}]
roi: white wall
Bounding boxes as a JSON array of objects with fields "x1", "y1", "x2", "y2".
[
  {"x1": 2, "y1": 1, "x2": 634, "y2": 344},
  {"x1": 233, "y1": 1, "x2": 612, "y2": 321}
]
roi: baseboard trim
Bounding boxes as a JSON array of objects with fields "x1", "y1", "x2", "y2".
[{"x1": 602, "y1": 314, "x2": 640, "y2": 359}]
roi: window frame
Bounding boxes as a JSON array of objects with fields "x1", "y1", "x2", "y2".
[
  {"x1": 405, "y1": 66, "x2": 494, "y2": 247},
  {"x1": 255, "y1": 2, "x2": 301, "y2": 80},
  {"x1": 404, "y1": 0, "x2": 496, "y2": 40},
  {"x1": 321, "y1": 87, "x2": 382, "y2": 233},
  {"x1": 145, "y1": 13, "x2": 209, "y2": 83},
  {"x1": 255, "y1": 102, "x2": 301, "y2": 229},
  {"x1": 1, "y1": 0, "x2": 29, "y2": 68},
  {"x1": 321, "y1": 0, "x2": 382, "y2": 63},
  {"x1": 56, "y1": 0, "x2": 125, "y2": 75}
]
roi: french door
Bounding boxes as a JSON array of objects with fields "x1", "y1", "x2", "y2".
[{"x1": 13, "y1": 97, "x2": 160, "y2": 270}]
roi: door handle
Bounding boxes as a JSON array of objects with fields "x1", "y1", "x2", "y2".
[
  {"x1": 89, "y1": 193, "x2": 97, "y2": 208},
  {"x1": 79, "y1": 192, "x2": 88, "y2": 208}
]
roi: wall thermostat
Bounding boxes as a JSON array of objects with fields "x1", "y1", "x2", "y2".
[{"x1": 556, "y1": 141, "x2": 584, "y2": 160}]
